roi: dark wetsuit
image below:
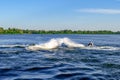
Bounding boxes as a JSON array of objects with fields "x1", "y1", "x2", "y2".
[{"x1": 88, "y1": 42, "x2": 93, "y2": 46}]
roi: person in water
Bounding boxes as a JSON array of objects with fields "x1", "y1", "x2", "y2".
[{"x1": 88, "y1": 42, "x2": 94, "y2": 47}]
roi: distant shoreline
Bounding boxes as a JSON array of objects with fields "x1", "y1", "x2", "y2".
[{"x1": 0, "y1": 27, "x2": 120, "y2": 34}]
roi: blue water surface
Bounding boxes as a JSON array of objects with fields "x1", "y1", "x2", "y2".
[{"x1": 0, "y1": 34, "x2": 120, "y2": 80}]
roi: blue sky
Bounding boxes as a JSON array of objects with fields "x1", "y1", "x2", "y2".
[{"x1": 0, "y1": 0, "x2": 120, "y2": 31}]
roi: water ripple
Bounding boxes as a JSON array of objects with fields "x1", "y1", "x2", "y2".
[{"x1": 0, "y1": 34, "x2": 120, "y2": 80}]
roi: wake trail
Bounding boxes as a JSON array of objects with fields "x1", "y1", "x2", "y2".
[{"x1": 0, "y1": 37, "x2": 119, "y2": 51}]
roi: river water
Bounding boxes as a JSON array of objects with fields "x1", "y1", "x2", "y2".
[{"x1": 0, "y1": 34, "x2": 120, "y2": 80}]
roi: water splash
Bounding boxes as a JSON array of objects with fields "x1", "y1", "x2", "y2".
[{"x1": 26, "y1": 38, "x2": 85, "y2": 51}]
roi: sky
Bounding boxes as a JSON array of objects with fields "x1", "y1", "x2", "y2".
[{"x1": 0, "y1": 0, "x2": 120, "y2": 31}]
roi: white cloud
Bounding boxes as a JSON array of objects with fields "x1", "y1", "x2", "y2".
[
  {"x1": 77, "y1": 8, "x2": 120, "y2": 14},
  {"x1": 115, "y1": 0, "x2": 120, "y2": 1}
]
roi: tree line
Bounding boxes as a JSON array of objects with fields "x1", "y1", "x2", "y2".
[{"x1": 0, "y1": 27, "x2": 120, "y2": 34}]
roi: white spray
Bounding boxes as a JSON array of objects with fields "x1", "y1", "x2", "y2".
[
  {"x1": 27, "y1": 37, "x2": 85, "y2": 50},
  {"x1": 63, "y1": 38, "x2": 85, "y2": 48}
]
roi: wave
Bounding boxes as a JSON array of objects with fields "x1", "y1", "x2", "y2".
[{"x1": 26, "y1": 37, "x2": 120, "y2": 51}]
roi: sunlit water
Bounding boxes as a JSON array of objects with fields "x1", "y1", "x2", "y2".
[{"x1": 0, "y1": 34, "x2": 120, "y2": 80}]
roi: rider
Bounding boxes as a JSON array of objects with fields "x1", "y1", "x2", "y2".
[{"x1": 88, "y1": 42, "x2": 94, "y2": 47}]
